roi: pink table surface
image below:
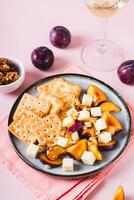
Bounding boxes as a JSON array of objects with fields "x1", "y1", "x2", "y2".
[{"x1": 1, "y1": 0, "x2": 134, "y2": 199}]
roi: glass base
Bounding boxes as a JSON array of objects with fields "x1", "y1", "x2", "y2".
[{"x1": 81, "y1": 40, "x2": 124, "y2": 72}]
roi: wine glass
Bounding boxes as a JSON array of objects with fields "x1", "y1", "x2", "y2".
[{"x1": 81, "y1": 0, "x2": 129, "y2": 71}]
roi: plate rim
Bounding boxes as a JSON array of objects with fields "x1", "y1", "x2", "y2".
[{"x1": 8, "y1": 73, "x2": 132, "y2": 178}]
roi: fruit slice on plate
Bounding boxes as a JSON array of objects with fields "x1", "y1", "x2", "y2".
[
  {"x1": 98, "y1": 140, "x2": 118, "y2": 151},
  {"x1": 66, "y1": 139, "x2": 87, "y2": 160},
  {"x1": 39, "y1": 153, "x2": 62, "y2": 167},
  {"x1": 102, "y1": 112, "x2": 122, "y2": 134},
  {"x1": 67, "y1": 120, "x2": 83, "y2": 133},
  {"x1": 105, "y1": 125, "x2": 117, "y2": 135},
  {"x1": 87, "y1": 85, "x2": 107, "y2": 106},
  {"x1": 100, "y1": 102, "x2": 121, "y2": 113},
  {"x1": 80, "y1": 130, "x2": 91, "y2": 139},
  {"x1": 80, "y1": 126, "x2": 96, "y2": 139},
  {"x1": 46, "y1": 145, "x2": 66, "y2": 161},
  {"x1": 113, "y1": 185, "x2": 125, "y2": 200},
  {"x1": 88, "y1": 142, "x2": 102, "y2": 160},
  {"x1": 88, "y1": 126, "x2": 96, "y2": 137}
]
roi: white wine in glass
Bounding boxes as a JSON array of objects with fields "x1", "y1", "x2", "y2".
[{"x1": 81, "y1": 0, "x2": 129, "y2": 71}]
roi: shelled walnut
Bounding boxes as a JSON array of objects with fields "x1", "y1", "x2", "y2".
[{"x1": 0, "y1": 58, "x2": 20, "y2": 85}]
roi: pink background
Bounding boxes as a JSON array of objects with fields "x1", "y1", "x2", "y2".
[{"x1": 0, "y1": 0, "x2": 134, "y2": 199}]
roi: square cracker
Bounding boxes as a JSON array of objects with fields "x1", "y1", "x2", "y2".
[
  {"x1": 59, "y1": 94, "x2": 80, "y2": 120},
  {"x1": 8, "y1": 109, "x2": 41, "y2": 144},
  {"x1": 32, "y1": 114, "x2": 65, "y2": 147},
  {"x1": 37, "y1": 93, "x2": 64, "y2": 114},
  {"x1": 62, "y1": 94, "x2": 80, "y2": 110},
  {"x1": 13, "y1": 93, "x2": 51, "y2": 119},
  {"x1": 37, "y1": 78, "x2": 81, "y2": 98}
]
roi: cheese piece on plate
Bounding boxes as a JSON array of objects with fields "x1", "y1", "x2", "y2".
[
  {"x1": 72, "y1": 131, "x2": 79, "y2": 143},
  {"x1": 56, "y1": 136, "x2": 68, "y2": 147},
  {"x1": 91, "y1": 107, "x2": 102, "y2": 117},
  {"x1": 82, "y1": 94, "x2": 93, "y2": 106},
  {"x1": 63, "y1": 116, "x2": 75, "y2": 127},
  {"x1": 78, "y1": 110, "x2": 90, "y2": 121},
  {"x1": 66, "y1": 107, "x2": 78, "y2": 119},
  {"x1": 94, "y1": 118, "x2": 107, "y2": 131},
  {"x1": 95, "y1": 130, "x2": 100, "y2": 135},
  {"x1": 98, "y1": 132, "x2": 112, "y2": 144},
  {"x1": 26, "y1": 143, "x2": 39, "y2": 158},
  {"x1": 81, "y1": 151, "x2": 96, "y2": 165},
  {"x1": 62, "y1": 158, "x2": 74, "y2": 171},
  {"x1": 84, "y1": 122, "x2": 92, "y2": 128}
]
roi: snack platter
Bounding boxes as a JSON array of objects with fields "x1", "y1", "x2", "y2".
[{"x1": 8, "y1": 74, "x2": 131, "y2": 178}]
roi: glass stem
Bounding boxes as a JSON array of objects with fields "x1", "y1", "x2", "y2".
[
  {"x1": 98, "y1": 18, "x2": 108, "y2": 54},
  {"x1": 102, "y1": 17, "x2": 108, "y2": 42}
]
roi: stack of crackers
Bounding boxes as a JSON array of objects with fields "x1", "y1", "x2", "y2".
[{"x1": 8, "y1": 78, "x2": 81, "y2": 148}]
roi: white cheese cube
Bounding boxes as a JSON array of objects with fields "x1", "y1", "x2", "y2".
[
  {"x1": 82, "y1": 94, "x2": 93, "y2": 106},
  {"x1": 26, "y1": 143, "x2": 39, "y2": 158},
  {"x1": 62, "y1": 158, "x2": 74, "y2": 171},
  {"x1": 95, "y1": 130, "x2": 101, "y2": 135},
  {"x1": 72, "y1": 131, "x2": 79, "y2": 143},
  {"x1": 94, "y1": 118, "x2": 107, "y2": 131},
  {"x1": 91, "y1": 107, "x2": 102, "y2": 117},
  {"x1": 84, "y1": 122, "x2": 92, "y2": 128},
  {"x1": 83, "y1": 125, "x2": 87, "y2": 130},
  {"x1": 81, "y1": 151, "x2": 96, "y2": 165},
  {"x1": 66, "y1": 108, "x2": 78, "y2": 119},
  {"x1": 98, "y1": 132, "x2": 112, "y2": 144},
  {"x1": 56, "y1": 137, "x2": 68, "y2": 147},
  {"x1": 78, "y1": 110, "x2": 90, "y2": 121},
  {"x1": 63, "y1": 116, "x2": 75, "y2": 127}
]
